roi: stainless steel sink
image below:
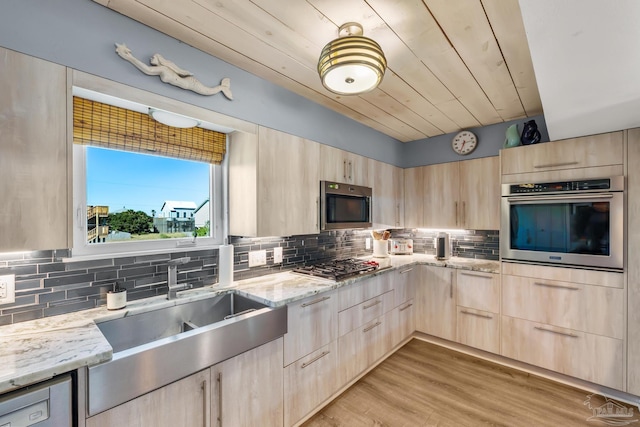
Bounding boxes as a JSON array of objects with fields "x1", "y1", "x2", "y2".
[{"x1": 87, "y1": 292, "x2": 287, "y2": 416}]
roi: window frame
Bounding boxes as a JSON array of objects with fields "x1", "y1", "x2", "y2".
[{"x1": 72, "y1": 132, "x2": 225, "y2": 258}]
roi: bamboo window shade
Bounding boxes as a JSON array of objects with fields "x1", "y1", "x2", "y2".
[{"x1": 73, "y1": 97, "x2": 226, "y2": 164}]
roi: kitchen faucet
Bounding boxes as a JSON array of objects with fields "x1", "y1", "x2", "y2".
[{"x1": 167, "y1": 257, "x2": 193, "y2": 300}]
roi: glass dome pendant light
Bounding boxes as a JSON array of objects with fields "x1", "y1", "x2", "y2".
[{"x1": 317, "y1": 22, "x2": 387, "y2": 95}]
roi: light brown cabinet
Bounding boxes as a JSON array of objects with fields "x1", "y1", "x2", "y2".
[
  {"x1": 455, "y1": 270, "x2": 500, "y2": 353},
  {"x1": 416, "y1": 266, "x2": 456, "y2": 341},
  {"x1": 284, "y1": 291, "x2": 337, "y2": 366},
  {"x1": 337, "y1": 316, "x2": 388, "y2": 386},
  {"x1": 284, "y1": 341, "x2": 338, "y2": 427},
  {"x1": 0, "y1": 47, "x2": 69, "y2": 251},
  {"x1": 416, "y1": 156, "x2": 499, "y2": 230},
  {"x1": 501, "y1": 316, "x2": 623, "y2": 390},
  {"x1": 501, "y1": 131, "x2": 624, "y2": 181},
  {"x1": 86, "y1": 369, "x2": 210, "y2": 427},
  {"x1": 403, "y1": 167, "x2": 424, "y2": 228},
  {"x1": 211, "y1": 338, "x2": 284, "y2": 427},
  {"x1": 369, "y1": 159, "x2": 404, "y2": 229},
  {"x1": 627, "y1": 128, "x2": 640, "y2": 395},
  {"x1": 319, "y1": 145, "x2": 369, "y2": 186},
  {"x1": 229, "y1": 126, "x2": 320, "y2": 237}
]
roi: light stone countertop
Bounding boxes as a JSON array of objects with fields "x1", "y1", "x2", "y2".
[{"x1": 0, "y1": 254, "x2": 498, "y2": 394}]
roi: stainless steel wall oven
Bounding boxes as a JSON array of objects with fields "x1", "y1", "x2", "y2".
[{"x1": 501, "y1": 176, "x2": 624, "y2": 270}]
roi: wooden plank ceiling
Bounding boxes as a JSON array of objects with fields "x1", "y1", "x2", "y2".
[{"x1": 95, "y1": 0, "x2": 542, "y2": 142}]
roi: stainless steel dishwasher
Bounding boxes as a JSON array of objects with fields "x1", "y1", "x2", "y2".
[{"x1": 0, "y1": 374, "x2": 72, "y2": 426}]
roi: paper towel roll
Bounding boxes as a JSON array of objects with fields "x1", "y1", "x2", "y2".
[{"x1": 218, "y1": 244, "x2": 234, "y2": 286}]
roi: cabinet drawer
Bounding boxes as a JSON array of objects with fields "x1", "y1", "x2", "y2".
[
  {"x1": 394, "y1": 267, "x2": 418, "y2": 306},
  {"x1": 284, "y1": 341, "x2": 338, "y2": 427},
  {"x1": 502, "y1": 274, "x2": 624, "y2": 339},
  {"x1": 456, "y1": 307, "x2": 499, "y2": 354},
  {"x1": 501, "y1": 316, "x2": 623, "y2": 390},
  {"x1": 338, "y1": 273, "x2": 392, "y2": 311},
  {"x1": 337, "y1": 317, "x2": 387, "y2": 387},
  {"x1": 387, "y1": 300, "x2": 415, "y2": 349},
  {"x1": 502, "y1": 262, "x2": 623, "y2": 289},
  {"x1": 338, "y1": 290, "x2": 394, "y2": 336},
  {"x1": 284, "y1": 291, "x2": 337, "y2": 366},
  {"x1": 500, "y1": 132, "x2": 623, "y2": 176},
  {"x1": 456, "y1": 270, "x2": 500, "y2": 312}
]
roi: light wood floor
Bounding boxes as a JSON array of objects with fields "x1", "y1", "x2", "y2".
[{"x1": 304, "y1": 339, "x2": 629, "y2": 426}]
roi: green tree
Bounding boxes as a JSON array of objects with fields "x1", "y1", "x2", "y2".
[
  {"x1": 107, "y1": 210, "x2": 152, "y2": 235},
  {"x1": 195, "y1": 220, "x2": 210, "y2": 237}
]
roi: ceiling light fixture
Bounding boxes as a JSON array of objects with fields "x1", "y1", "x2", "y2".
[
  {"x1": 317, "y1": 22, "x2": 387, "y2": 96},
  {"x1": 148, "y1": 108, "x2": 200, "y2": 128}
]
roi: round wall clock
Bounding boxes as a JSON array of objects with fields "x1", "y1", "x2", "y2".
[{"x1": 451, "y1": 131, "x2": 478, "y2": 155}]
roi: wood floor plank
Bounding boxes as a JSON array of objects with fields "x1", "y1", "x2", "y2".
[{"x1": 304, "y1": 339, "x2": 631, "y2": 427}]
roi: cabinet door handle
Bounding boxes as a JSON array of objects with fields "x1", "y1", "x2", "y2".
[
  {"x1": 217, "y1": 372, "x2": 222, "y2": 427},
  {"x1": 455, "y1": 201, "x2": 458, "y2": 226},
  {"x1": 534, "y1": 161, "x2": 579, "y2": 169},
  {"x1": 460, "y1": 310, "x2": 493, "y2": 319},
  {"x1": 534, "y1": 326, "x2": 578, "y2": 338},
  {"x1": 450, "y1": 271, "x2": 454, "y2": 299},
  {"x1": 400, "y1": 268, "x2": 413, "y2": 275},
  {"x1": 363, "y1": 321, "x2": 382, "y2": 333},
  {"x1": 201, "y1": 380, "x2": 210, "y2": 427},
  {"x1": 316, "y1": 197, "x2": 320, "y2": 231},
  {"x1": 399, "y1": 303, "x2": 413, "y2": 312},
  {"x1": 462, "y1": 201, "x2": 466, "y2": 227},
  {"x1": 343, "y1": 160, "x2": 347, "y2": 180},
  {"x1": 461, "y1": 271, "x2": 493, "y2": 279},
  {"x1": 534, "y1": 282, "x2": 580, "y2": 291},
  {"x1": 301, "y1": 350, "x2": 330, "y2": 368},
  {"x1": 301, "y1": 296, "x2": 330, "y2": 307},
  {"x1": 363, "y1": 300, "x2": 382, "y2": 310},
  {"x1": 349, "y1": 161, "x2": 353, "y2": 181}
]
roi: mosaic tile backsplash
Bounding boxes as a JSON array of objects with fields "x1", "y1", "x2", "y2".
[{"x1": 0, "y1": 229, "x2": 497, "y2": 325}]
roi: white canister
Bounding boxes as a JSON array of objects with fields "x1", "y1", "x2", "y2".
[
  {"x1": 372, "y1": 239, "x2": 389, "y2": 258},
  {"x1": 107, "y1": 289, "x2": 127, "y2": 310}
]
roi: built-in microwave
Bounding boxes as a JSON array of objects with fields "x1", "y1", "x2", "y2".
[
  {"x1": 320, "y1": 181, "x2": 372, "y2": 230},
  {"x1": 500, "y1": 176, "x2": 624, "y2": 270}
]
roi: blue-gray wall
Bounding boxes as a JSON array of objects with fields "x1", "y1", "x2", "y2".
[
  {"x1": 0, "y1": 0, "x2": 547, "y2": 168},
  {"x1": 402, "y1": 115, "x2": 549, "y2": 167}
]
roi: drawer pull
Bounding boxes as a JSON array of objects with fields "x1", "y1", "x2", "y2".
[
  {"x1": 461, "y1": 271, "x2": 493, "y2": 279},
  {"x1": 400, "y1": 268, "x2": 413, "y2": 275},
  {"x1": 534, "y1": 161, "x2": 579, "y2": 169},
  {"x1": 534, "y1": 282, "x2": 580, "y2": 291},
  {"x1": 460, "y1": 310, "x2": 493, "y2": 319},
  {"x1": 363, "y1": 300, "x2": 382, "y2": 310},
  {"x1": 534, "y1": 326, "x2": 578, "y2": 338},
  {"x1": 301, "y1": 296, "x2": 330, "y2": 307},
  {"x1": 399, "y1": 303, "x2": 413, "y2": 312},
  {"x1": 301, "y1": 350, "x2": 330, "y2": 369},
  {"x1": 363, "y1": 321, "x2": 382, "y2": 333}
]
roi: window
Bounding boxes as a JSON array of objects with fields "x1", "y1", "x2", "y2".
[{"x1": 72, "y1": 95, "x2": 225, "y2": 257}]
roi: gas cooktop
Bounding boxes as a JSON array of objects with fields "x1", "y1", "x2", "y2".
[{"x1": 292, "y1": 258, "x2": 380, "y2": 281}]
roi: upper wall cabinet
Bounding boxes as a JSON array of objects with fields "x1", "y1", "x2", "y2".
[
  {"x1": 228, "y1": 126, "x2": 320, "y2": 237},
  {"x1": 501, "y1": 132, "x2": 624, "y2": 183},
  {"x1": 0, "y1": 47, "x2": 69, "y2": 251},
  {"x1": 370, "y1": 159, "x2": 404, "y2": 229},
  {"x1": 418, "y1": 156, "x2": 499, "y2": 230},
  {"x1": 319, "y1": 145, "x2": 369, "y2": 186}
]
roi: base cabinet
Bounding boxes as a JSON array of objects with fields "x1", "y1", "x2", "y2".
[
  {"x1": 338, "y1": 317, "x2": 387, "y2": 386},
  {"x1": 212, "y1": 338, "x2": 284, "y2": 427},
  {"x1": 456, "y1": 307, "x2": 499, "y2": 353},
  {"x1": 501, "y1": 316, "x2": 623, "y2": 390},
  {"x1": 416, "y1": 266, "x2": 456, "y2": 340},
  {"x1": 284, "y1": 341, "x2": 338, "y2": 427},
  {"x1": 86, "y1": 369, "x2": 210, "y2": 427}
]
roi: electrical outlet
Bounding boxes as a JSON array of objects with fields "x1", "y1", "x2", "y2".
[
  {"x1": 365, "y1": 237, "x2": 371, "y2": 250},
  {"x1": 248, "y1": 250, "x2": 267, "y2": 267},
  {"x1": 273, "y1": 247, "x2": 283, "y2": 264},
  {"x1": 0, "y1": 274, "x2": 15, "y2": 305}
]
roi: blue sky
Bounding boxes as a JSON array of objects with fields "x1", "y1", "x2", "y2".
[{"x1": 87, "y1": 147, "x2": 209, "y2": 216}]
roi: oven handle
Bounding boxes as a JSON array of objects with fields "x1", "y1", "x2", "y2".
[{"x1": 506, "y1": 193, "x2": 614, "y2": 203}]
